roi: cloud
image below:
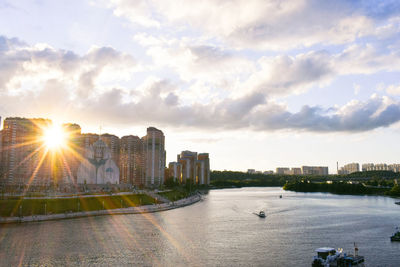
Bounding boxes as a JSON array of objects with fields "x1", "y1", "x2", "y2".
[
  {"x1": 386, "y1": 84, "x2": 400, "y2": 95},
  {"x1": 107, "y1": 0, "x2": 400, "y2": 50},
  {"x1": 134, "y1": 32, "x2": 400, "y2": 100},
  {"x1": 44, "y1": 80, "x2": 400, "y2": 133},
  {"x1": 0, "y1": 36, "x2": 137, "y2": 97},
  {"x1": 252, "y1": 95, "x2": 400, "y2": 132},
  {"x1": 137, "y1": 34, "x2": 254, "y2": 84},
  {"x1": 2, "y1": 35, "x2": 400, "y2": 134},
  {"x1": 242, "y1": 51, "x2": 333, "y2": 97}
]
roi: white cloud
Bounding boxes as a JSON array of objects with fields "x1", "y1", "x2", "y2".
[
  {"x1": 3, "y1": 35, "x2": 400, "y2": 133},
  {"x1": 106, "y1": 0, "x2": 400, "y2": 50},
  {"x1": 386, "y1": 84, "x2": 400, "y2": 95},
  {"x1": 141, "y1": 36, "x2": 254, "y2": 83},
  {"x1": 0, "y1": 36, "x2": 138, "y2": 99}
]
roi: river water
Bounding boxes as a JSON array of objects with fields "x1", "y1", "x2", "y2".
[{"x1": 0, "y1": 187, "x2": 399, "y2": 266}]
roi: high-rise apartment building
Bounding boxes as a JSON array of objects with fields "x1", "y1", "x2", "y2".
[
  {"x1": 338, "y1": 163, "x2": 359, "y2": 175},
  {"x1": 276, "y1": 167, "x2": 290, "y2": 175},
  {"x1": 81, "y1": 133, "x2": 99, "y2": 156},
  {"x1": 291, "y1": 168, "x2": 302, "y2": 175},
  {"x1": 196, "y1": 153, "x2": 210, "y2": 185},
  {"x1": 0, "y1": 118, "x2": 53, "y2": 186},
  {"x1": 119, "y1": 135, "x2": 144, "y2": 186},
  {"x1": 60, "y1": 123, "x2": 82, "y2": 184},
  {"x1": 0, "y1": 117, "x2": 169, "y2": 188},
  {"x1": 101, "y1": 134, "x2": 120, "y2": 166},
  {"x1": 388, "y1": 164, "x2": 400, "y2": 172},
  {"x1": 169, "y1": 151, "x2": 210, "y2": 185},
  {"x1": 361, "y1": 163, "x2": 400, "y2": 172},
  {"x1": 143, "y1": 127, "x2": 166, "y2": 187},
  {"x1": 362, "y1": 163, "x2": 374, "y2": 171},
  {"x1": 178, "y1": 150, "x2": 198, "y2": 183},
  {"x1": 374, "y1": 163, "x2": 388, "y2": 171},
  {"x1": 168, "y1": 161, "x2": 182, "y2": 182},
  {"x1": 302, "y1": 166, "x2": 329, "y2": 175}
]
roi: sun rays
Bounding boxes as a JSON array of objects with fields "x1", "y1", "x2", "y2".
[
  {"x1": 0, "y1": 119, "x2": 84, "y2": 192},
  {"x1": 41, "y1": 123, "x2": 67, "y2": 150}
]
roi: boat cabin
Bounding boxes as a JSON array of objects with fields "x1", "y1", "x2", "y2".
[{"x1": 315, "y1": 247, "x2": 336, "y2": 260}]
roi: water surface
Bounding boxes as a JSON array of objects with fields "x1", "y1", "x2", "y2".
[{"x1": 1, "y1": 187, "x2": 399, "y2": 266}]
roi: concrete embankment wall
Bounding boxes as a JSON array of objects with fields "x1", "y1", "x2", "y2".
[{"x1": 0, "y1": 194, "x2": 201, "y2": 224}]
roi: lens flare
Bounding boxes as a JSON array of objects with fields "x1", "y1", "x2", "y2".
[{"x1": 42, "y1": 124, "x2": 66, "y2": 150}]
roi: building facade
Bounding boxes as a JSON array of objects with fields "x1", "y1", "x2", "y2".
[
  {"x1": 196, "y1": 153, "x2": 210, "y2": 185},
  {"x1": 60, "y1": 123, "x2": 82, "y2": 184},
  {"x1": 77, "y1": 139, "x2": 119, "y2": 185},
  {"x1": 362, "y1": 163, "x2": 374, "y2": 171},
  {"x1": 276, "y1": 167, "x2": 290, "y2": 175},
  {"x1": 143, "y1": 127, "x2": 166, "y2": 187},
  {"x1": 338, "y1": 163, "x2": 359, "y2": 175},
  {"x1": 0, "y1": 118, "x2": 56, "y2": 186},
  {"x1": 302, "y1": 166, "x2": 329, "y2": 175},
  {"x1": 119, "y1": 135, "x2": 144, "y2": 186},
  {"x1": 361, "y1": 163, "x2": 400, "y2": 172},
  {"x1": 168, "y1": 151, "x2": 210, "y2": 185},
  {"x1": 100, "y1": 134, "x2": 120, "y2": 166},
  {"x1": 0, "y1": 117, "x2": 171, "y2": 189}
]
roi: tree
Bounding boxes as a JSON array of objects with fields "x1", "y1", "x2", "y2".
[
  {"x1": 388, "y1": 184, "x2": 400, "y2": 197},
  {"x1": 164, "y1": 177, "x2": 179, "y2": 188}
]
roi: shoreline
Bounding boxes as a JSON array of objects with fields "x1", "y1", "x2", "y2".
[{"x1": 0, "y1": 194, "x2": 202, "y2": 225}]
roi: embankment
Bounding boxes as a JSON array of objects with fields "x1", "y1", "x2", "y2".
[{"x1": 0, "y1": 194, "x2": 201, "y2": 224}]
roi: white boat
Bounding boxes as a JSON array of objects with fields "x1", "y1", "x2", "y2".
[{"x1": 312, "y1": 245, "x2": 365, "y2": 267}]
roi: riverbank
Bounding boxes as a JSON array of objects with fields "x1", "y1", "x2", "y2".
[
  {"x1": 0, "y1": 194, "x2": 202, "y2": 224},
  {"x1": 282, "y1": 180, "x2": 397, "y2": 196}
]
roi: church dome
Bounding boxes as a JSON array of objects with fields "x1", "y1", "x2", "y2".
[
  {"x1": 87, "y1": 138, "x2": 112, "y2": 160},
  {"x1": 93, "y1": 139, "x2": 107, "y2": 148}
]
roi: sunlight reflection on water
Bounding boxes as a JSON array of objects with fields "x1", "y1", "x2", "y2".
[{"x1": 1, "y1": 187, "x2": 399, "y2": 266}]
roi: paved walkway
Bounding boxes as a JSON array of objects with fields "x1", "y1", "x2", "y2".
[
  {"x1": 6, "y1": 190, "x2": 166, "y2": 200},
  {"x1": 0, "y1": 194, "x2": 202, "y2": 224}
]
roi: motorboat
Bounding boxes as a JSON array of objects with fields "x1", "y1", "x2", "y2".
[
  {"x1": 312, "y1": 245, "x2": 365, "y2": 267},
  {"x1": 254, "y1": 211, "x2": 266, "y2": 218},
  {"x1": 391, "y1": 227, "x2": 400, "y2": 242}
]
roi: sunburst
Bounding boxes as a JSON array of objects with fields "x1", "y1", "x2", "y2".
[{"x1": 41, "y1": 123, "x2": 67, "y2": 150}]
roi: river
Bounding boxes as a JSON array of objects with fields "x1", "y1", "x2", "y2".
[{"x1": 0, "y1": 187, "x2": 399, "y2": 266}]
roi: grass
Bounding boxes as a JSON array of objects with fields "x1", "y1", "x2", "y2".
[
  {"x1": 0, "y1": 194, "x2": 158, "y2": 217},
  {"x1": 158, "y1": 189, "x2": 190, "y2": 201}
]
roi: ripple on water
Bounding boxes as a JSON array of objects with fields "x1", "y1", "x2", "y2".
[{"x1": 1, "y1": 188, "x2": 400, "y2": 266}]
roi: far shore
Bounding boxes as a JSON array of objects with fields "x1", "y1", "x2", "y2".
[{"x1": 0, "y1": 194, "x2": 202, "y2": 225}]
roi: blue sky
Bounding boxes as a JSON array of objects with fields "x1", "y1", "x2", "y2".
[{"x1": 1, "y1": 0, "x2": 400, "y2": 172}]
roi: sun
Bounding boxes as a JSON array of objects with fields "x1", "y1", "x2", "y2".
[{"x1": 42, "y1": 124, "x2": 66, "y2": 150}]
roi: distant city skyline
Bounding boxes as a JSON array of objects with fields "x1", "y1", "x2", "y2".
[
  {"x1": 3, "y1": 116, "x2": 400, "y2": 174},
  {"x1": 0, "y1": 116, "x2": 212, "y2": 188},
  {"x1": 1, "y1": 1, "x2": 400, "y2": 173}
]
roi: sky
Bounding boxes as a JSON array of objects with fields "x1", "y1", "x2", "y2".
[{"x1": 1, "y1": 0, "x2": 400, "y2": 173}]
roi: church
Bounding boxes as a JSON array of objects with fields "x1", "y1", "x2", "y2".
[{"x1": 77, "y1": 138, "x2": 119, "y2": 185}]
